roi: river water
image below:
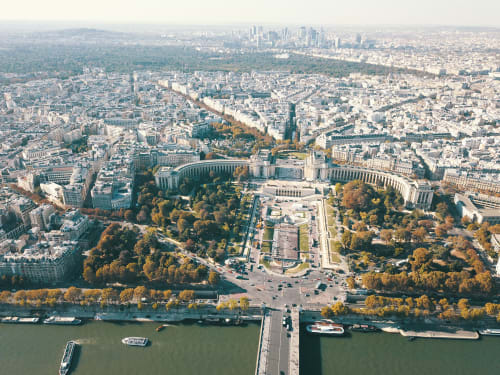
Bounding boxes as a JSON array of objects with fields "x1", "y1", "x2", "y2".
[
  {"x1": 300, "y1": 329, "x2": 500, "y2": 375},
  {"x1": 0, "y1": 321, "x2": 260, "y2": 375}
]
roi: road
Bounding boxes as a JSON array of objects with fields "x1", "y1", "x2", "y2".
[
  {"x1": 266, "y1": 310, "x2": 290, "y2": 375},
  {"x1": 110, "y1": 216, "x2": 348, "y2": 311}
]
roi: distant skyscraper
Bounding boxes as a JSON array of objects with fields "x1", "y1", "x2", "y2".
[{"x1": 299, "y1": 26, "x2": 307, "y2": 40}]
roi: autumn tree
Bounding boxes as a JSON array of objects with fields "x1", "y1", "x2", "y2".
[
  {"x1": 412, "y1": 227, "x2": 428, "y2": 243},
  {"x1": 346, "y1": 277, "x2": 356, "y2": 290},
  {"x1": 208, "y1": 271, "x2": 220, "y2": 285},
  {"x1": 134, "y1": 286, "x2": 149, "y2": 301},
  {"x1": 64, "y1": 287, "x2": 82, "y2": 303},
  {"x1": 179, "y1": 290, "x2": 195, "y2": 303},
  {"x1": 380, "y1": 229, "x2": 393, "y2": 244},
  {"x1": 120, "y1": 288, "x2": 134, "y2": 303},
  {"x1": 239, "y1": 296, "x2": 250, "y2": 311},
  {"x1": 321, "y1": 305, "x2": 333, "y2": 318}
]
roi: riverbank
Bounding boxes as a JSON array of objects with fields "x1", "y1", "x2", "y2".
[{"x1": 299, "y1": 311, "x2": 498, "y2": 340}]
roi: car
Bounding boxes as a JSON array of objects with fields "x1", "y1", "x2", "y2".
[
  {"x1": 268, "y1": 279, "x2": 273, "y2": 282},
  {"x1": 292, "y1": 303, "x2": 297, "y2": 307},
  {"x1": 305, "y1": 293, "x2": 310, "y2": 297}
]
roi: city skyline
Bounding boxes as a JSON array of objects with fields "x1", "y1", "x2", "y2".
[{"x1": 1, "y1": 0, "x2": 500, "y2": 27}]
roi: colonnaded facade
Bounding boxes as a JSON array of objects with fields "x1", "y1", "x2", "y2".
[{"x1": 155, "y1": 150, "x2": 434, "y2": 210}]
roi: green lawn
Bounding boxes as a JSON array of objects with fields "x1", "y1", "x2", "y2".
[
  {"x1": 326, "y1": 205, "x2": 335, "y2": 227},
  {"x1": 330, "y1": 252, "x2": 341, "y2": 263},
  {"x1": 261, "y1": 242, "x2": 272, "y2": 253},
  {"x1": 328, "y1": 226, "x2": 336, "y2": 238},
  {"x1": 329, "y1": 239, "x2": 340, "y2": 263},
  {"x1": 263, "y1": 224, "x2": 274, "y2": 241},
  {"x1": 260, "y1": 258, "x2": 271, "y2": 269},
  {"x1": 299, "y1": 224, "x2": 309, "y2": 252}
]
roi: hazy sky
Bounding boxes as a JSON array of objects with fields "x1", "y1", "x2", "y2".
[{"x1": 1, "y1": 0, "x2": 499, "y2": 27}]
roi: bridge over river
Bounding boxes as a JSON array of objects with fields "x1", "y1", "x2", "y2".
[{"x1": 255, "y1": 308, "x2": 300, "y2": 375}]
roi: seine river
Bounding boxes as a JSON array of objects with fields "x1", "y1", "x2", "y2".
[
  {"x1": 0, "y1": 321, "x2": 260, "y2": 375},
  {"x1": 301, "y1": 329, "x2": 500, "y2": 375}
]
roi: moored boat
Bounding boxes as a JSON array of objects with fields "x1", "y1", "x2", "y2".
[
  {"x1": 122, "y1": 337, "x2": 149, "y2": 347},
  {"x1": 59, "y1": 340, "x2": 77, "y2": 375},
  {"x1": 479, "y1": 328, "x2": 500, "y2": 336},
  {"x1": 1, "y1": 316, "x2": 39, "y2": 324},
  {"x1": 44, "y1": 316, "x2": 81, "y2": 325},
  {"x1": 306, "y1": 320, "x2": 344, "y2": 336},
  {"x1": 350, "y1": 324, "x2": 379, "y2": 332},
  {"x1": 204, "y1": 318, "x2": 222, "y2": 325}
]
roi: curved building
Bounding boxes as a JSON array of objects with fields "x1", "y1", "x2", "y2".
[
  {"x1": 155, "y1": 159, "x2": 249, "y2": 191},
  {"x1": 155, "y1": 151, "x2": 433, "y2": 210}
]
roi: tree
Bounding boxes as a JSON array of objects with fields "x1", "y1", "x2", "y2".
[
  {"x1": 394, "y1": 228, "x2": 411, "y2": 243},
  {"x1": 134, "y1": 286, "x2": 149, "y2": 301},
  {"x1": 362, "y1": 273, "x2": 382, "y2": 290},
  {"x1": 124, "y1": 210, "x2": 135, "y2": 222},
  {"x1": 179, "y1": 290, "x2": 195, "y2": 302},
  {"x1": 163, "y1": 290, "x2": 172, "y2": 301},
  {"x1": 341, "y1": 230, "x2": 353, "y2": 249},
  {"x1": 228, "y1": 299, "x2": 238, "y2": 310},
  {"x1": 380, "y1": 229, "x2": 393, "y2": 244},
  {"x1": 321, "y1": 305, "x2": 333, "y2": 318},
  {"x1": 457, "y1": 298, "x2": 469, "y2": 311},
  {"x1": 136, "y1": 209, "x2": 149, "y2": 223},
  {"x1": 346, "y1": 277, "x2": 356, "y2": 290},
  {"x1": 412, "y1": 227, "x2": 427, "y2": 243},
  {"x1": 101, "y1": 288, "x2": 118, "y2": 303},
  {"x1": 0, "y1": 290, "x2": 11, "y2": 303},
  {"x1": 410, "y1": 248, "x2": 431, "y2": 270},
  {"x1": 239, "y1": 297, "x2": 250, "y2": 311},
  {"x1": 208, "y1": 271, "x2": 220, "y2": 285},
  {"x1": 331, "y1": 301, "x2": 348, "y2": 315},
  {"x1": 341, "y1": 180, "x2": 375, "y2": 212},
  {"x1": 83, "y1": 266, "x2": 96, "y2": 284},
  {"x1": 435, "y1": 224, "x2": 448, "y2": 238},
  {"x1": 120, "y1": 288, "x2": 134, "y2": 303},
  {"x1": 335, "y1": 183, "x2": 342, "y2": 195},
  {"x1": 64, "y1": 287, "x2": 81, "y2": 303}
]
